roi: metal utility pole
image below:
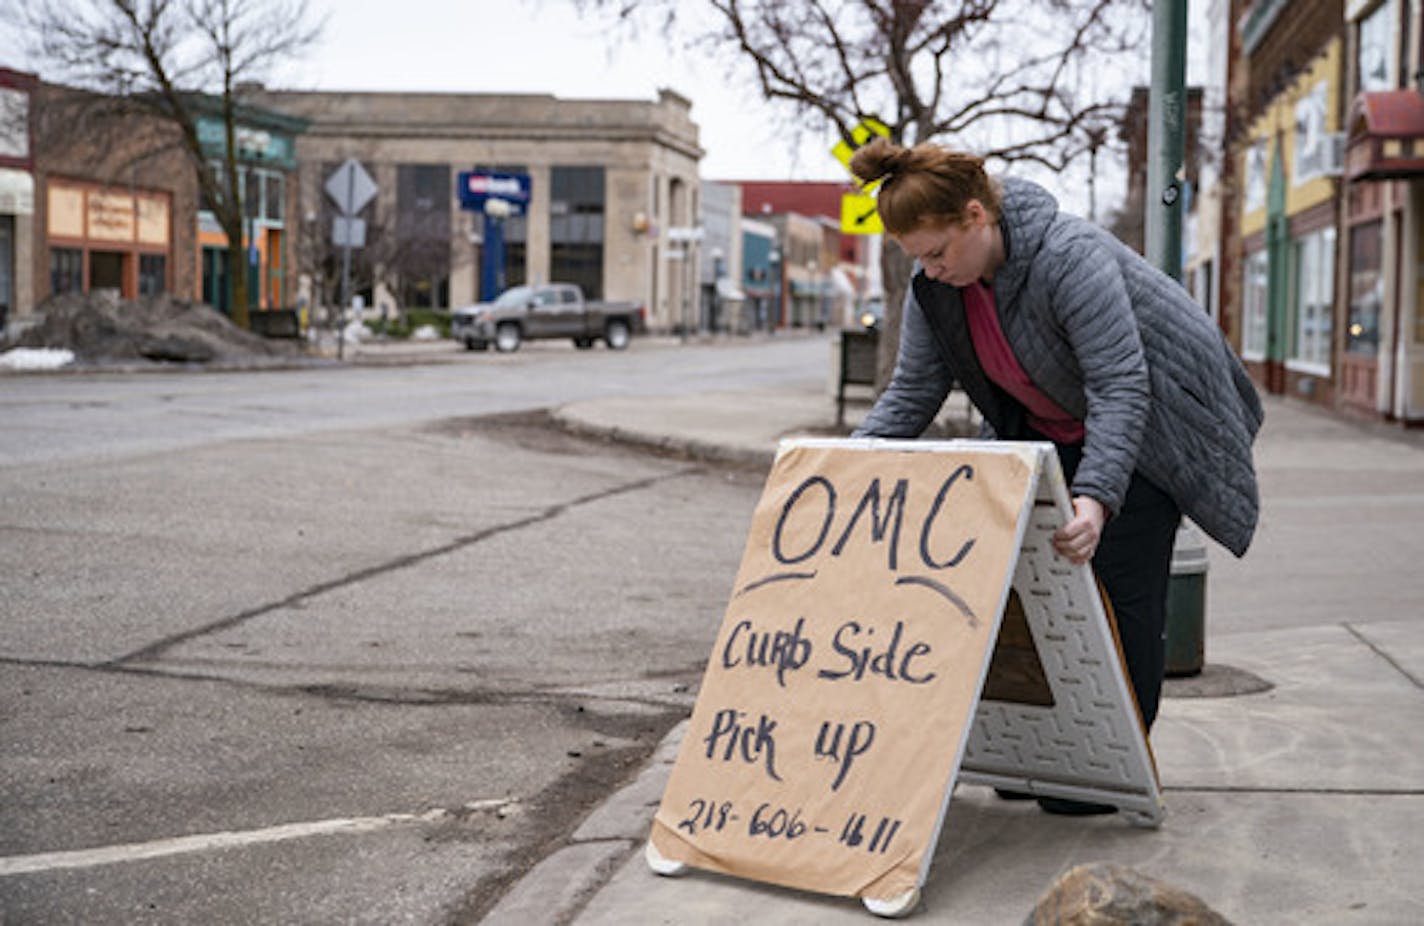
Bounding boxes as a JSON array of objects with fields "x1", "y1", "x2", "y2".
[
  {"x1": 325, "y1": 158, "x2": 377, "y2": 361},
  {"x1": 1145, "y1": 0, "x2": 1188, "y2": 281}
]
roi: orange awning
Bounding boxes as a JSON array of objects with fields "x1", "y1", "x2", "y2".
[{"x1": 1347, "y1": 91, "x2": 1424, "y2": 181}]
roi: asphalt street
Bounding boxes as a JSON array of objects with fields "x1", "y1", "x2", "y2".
[{"x1": 0, "y1": 336, "x2": 825, "y2": 924}]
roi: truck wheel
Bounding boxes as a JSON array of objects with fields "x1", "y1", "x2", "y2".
[
  {"x1": 494, "y1": 323, "x2": 522, "y2": 353},
  {"x1": 604, "y1": 319, "x2": 631, "y2": 350},
  {"x1": 573, "y1": 337, "x2": 595, "y2": 350},
  {"x1": 464, "y1": 337, "x2": 488, "y2": 351}
]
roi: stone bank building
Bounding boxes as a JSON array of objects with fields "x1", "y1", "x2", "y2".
[{"x1": 255, "y1": 88, "x2": 703, "y2": 331}]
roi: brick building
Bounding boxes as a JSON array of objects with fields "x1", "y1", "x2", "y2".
[
  {"x1": 1205, "y1": 0, "x2": 1424, "y2": 423},
  {"x1": 735, "y1": 180, "x2": 879, "y2": 329}
]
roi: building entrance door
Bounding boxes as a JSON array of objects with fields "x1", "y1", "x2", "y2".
[
  {"x1": 202, "y1": 246, "x2": 230, "y2": 314},
  {"x1": 89, "y1": 250, "x2": 126, "y2": 295},
  {"x1": 1342, "y1": 219, "x2": 1383, "y2": 414},
  {"x1": 0, "y1": 215, "x2": 12, "y2": 332}
]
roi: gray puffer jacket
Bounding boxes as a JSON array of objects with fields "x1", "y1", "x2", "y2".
[{"x1": 856, "y1": 178, "x2": 1263, "y2": 557}]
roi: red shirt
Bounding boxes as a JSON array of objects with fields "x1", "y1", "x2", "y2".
[{"x1": 962, "y1": 282, "x2": 1086, "y2": 444}]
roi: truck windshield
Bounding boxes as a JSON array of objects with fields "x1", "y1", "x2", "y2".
[{"x1": 493, "y1": 286, "x2": 534, "y2": 308}]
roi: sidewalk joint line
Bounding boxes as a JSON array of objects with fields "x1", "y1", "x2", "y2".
[
  {"x1": 104, "y1": 468, "x2": 700, "y2": 667},
  {"x1": 1342, "y1": 622, "x2": 1424, "y2": 691},
  {"x1": 1165, "y1": 786, "x2": 1423, "y2": 796}
]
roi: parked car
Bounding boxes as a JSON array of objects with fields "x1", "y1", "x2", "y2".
[{"x1": 450, "y1": 283, "x2": 646, "y2": 352}]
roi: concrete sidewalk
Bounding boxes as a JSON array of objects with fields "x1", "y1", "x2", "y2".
[{"x1": 487, "y1": 387, "x2": 1424, "y2": 925}]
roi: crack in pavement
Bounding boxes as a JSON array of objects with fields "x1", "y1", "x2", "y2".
[
  {"x1": 0, "y1": 655, "x2": 695, "y2": 714},
  {"x1": 102, "y1": 467, "x2": 702, "y2": 668}
]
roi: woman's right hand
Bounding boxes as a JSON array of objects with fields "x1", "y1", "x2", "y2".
[{"x1": 1054, "y1": 495, "x2": 1106, "y2": 565}]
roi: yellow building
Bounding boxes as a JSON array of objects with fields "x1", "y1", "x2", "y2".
[{"x1": 1237, "y1": 39, "x2": 1344, "y2": 403}]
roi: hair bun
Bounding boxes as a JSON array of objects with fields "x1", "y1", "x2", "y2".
[{"x1": 849, "y1": 136, "x2": 905, "y2": 185}]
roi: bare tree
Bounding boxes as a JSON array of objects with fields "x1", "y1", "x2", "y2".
[
  {"x1": 294, "y1": 192, "x2": 454, "y2": 339},
  {"x1": 21, "y1": 0, "x2": 322, "y2": 329},
  {"x1": 581, "y1": 0, "x2": 1147, "y2": 390}
]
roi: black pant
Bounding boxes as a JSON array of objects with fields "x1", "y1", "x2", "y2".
[{"x1": 1053, "y1": 443, "x2": 1180, "y2": 731}]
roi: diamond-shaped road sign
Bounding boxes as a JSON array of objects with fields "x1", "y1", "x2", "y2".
[{"x1": 325, "y1": 158, "x2": 377, "y2": 216}]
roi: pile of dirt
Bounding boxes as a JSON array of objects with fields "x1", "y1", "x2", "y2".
[{"x1": 12, "y1": 291, "x2": 304, "y2": 365}]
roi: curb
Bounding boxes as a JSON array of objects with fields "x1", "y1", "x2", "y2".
[
  {"x1": 479, "y1": 721, "x2": 687, "y2": 925},
  {"x1": 550, "y1": 407, "x2": 778, "y2": 469}
]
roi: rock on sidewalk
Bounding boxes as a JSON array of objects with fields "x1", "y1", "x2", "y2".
[{"x1": 1025, "y1": 862, "x2": 1233, "y2": 925}]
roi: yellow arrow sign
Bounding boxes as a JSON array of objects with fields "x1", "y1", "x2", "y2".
[
  {"x1": 841, "y1": 192, "x2": 883, "y2": 235},
  {"x1": 831, "y1": 117, "x2": 891, "y2": 178}
]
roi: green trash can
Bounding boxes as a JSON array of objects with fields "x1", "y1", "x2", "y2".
[{"x1": 1165, "y1": 524, "x2": 1208, "y2": 677}]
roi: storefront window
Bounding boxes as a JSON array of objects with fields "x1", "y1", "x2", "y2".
[
  {"x1": 263, "y1": 171, "x2": 284, "y2": 225},
  {"x1": 1244, "y1": 141, "x2": 1267, "y2": 213},
  {"x1": 1290, "y1": 227, "x2": 1334, "y2": 372},
  {"x1": 550, "y1": 166, "x2": 605, "y2": 298},
  {"x1": 504, "y1": 217, "x2": 527, "y2": 289},
  {"x1": 201, "y1": 161, "x2": 224, "y2": 213},
  {"x1": 139, "y1": 254, "x2": 167, "y2": 296},
  {"x1": 1241, "y1": 249, "x2": 1268, "y2": 359},
  {"x1": 1358, "y1": 1, "x2": 1393, "y2": 93},
  {"x1": 50, "y1": 247, "x2": 83, "y2": 295},
  {"x1": 1347, "y1": 222, "x2": 1382, "y2": 355},
  {"x1": 1293, "y1": 83, "x2": 1331, "y2": 184},
  {"x1": 395, "y1": 163, "x2": 450, "y2": 304}
]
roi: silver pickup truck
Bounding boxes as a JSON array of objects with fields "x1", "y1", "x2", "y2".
[{"x1": 450, "y1": 283, "x2": 646, "y2": 352}]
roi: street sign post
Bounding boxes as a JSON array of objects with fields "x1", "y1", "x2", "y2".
[{"x1": 325, "y1": 159, "x2": 378, "y2": 360}]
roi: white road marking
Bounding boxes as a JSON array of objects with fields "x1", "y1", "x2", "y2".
[{"x1": 0, "y1": 799, "x2": 516, "y2": 876}]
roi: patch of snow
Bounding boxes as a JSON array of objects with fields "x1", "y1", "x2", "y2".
[
  {"x1": 342, "y1": 321, "x2": 372, "y2": 344},
  {"x1": 0, "y1": 347, "x2": 76, "y2": 371}
]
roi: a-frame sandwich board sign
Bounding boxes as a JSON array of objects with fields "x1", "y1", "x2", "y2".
[{"x1": 646, "y1": 438, "x2": 1163, "y2": 918}]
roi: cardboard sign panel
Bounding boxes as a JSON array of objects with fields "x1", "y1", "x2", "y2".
[{"x1": 650, "y1": 441, "x2": 1039, "y2": 902}]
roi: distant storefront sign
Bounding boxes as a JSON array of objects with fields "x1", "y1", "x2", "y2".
[{"x1": 457, "y1": 171, "x2": 531, "y2": 215}]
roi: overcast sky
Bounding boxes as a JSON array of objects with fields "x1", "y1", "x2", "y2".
[
  {"x1": 6, "y1": 0, "x2": 1210, "y2": 218},
  {"x1": 279, "y1": 0, "x2": 846, "y2": 182}
]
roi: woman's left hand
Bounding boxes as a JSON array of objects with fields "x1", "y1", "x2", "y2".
[{"x1": 1054, "y1": 496, "x2": 1107, "y2": 565}]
